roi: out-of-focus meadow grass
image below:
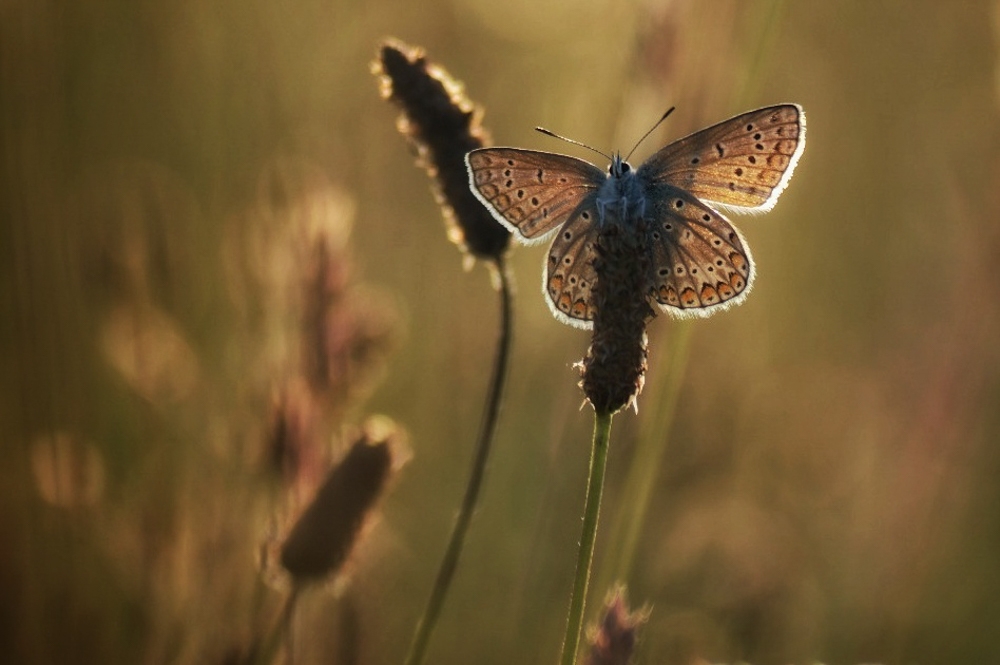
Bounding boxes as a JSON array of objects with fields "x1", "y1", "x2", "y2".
[{"x1": 3, "y1": 1, "x2": 1000, "y2": 663}]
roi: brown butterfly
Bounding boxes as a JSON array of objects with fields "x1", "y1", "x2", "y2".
[{"x1": 466, "y1": 104, "x2": 805, "y2": 328}]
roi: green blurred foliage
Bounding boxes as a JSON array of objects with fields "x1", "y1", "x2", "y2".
[{"x1": 2, "y1": 0, "x2": 1000, "y2": 663}]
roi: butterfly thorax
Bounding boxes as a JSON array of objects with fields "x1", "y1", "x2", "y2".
[{"x1": 597, "y1": 153, "x2": 646, "y2": 224}]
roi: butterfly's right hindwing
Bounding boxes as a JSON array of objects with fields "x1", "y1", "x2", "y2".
[
  {"x1": 466, "y1": 148, "x2": 605, "y2": 242},
  {"x1": 543, "y1": 202, "x2": 602, "y2": 329}
]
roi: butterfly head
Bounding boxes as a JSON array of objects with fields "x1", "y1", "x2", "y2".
[{"x1": 608, "y1": 153, "x2": 632, "y2": 179}]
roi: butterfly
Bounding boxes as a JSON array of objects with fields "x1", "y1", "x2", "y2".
[{"x1": 465, "y1": 104, "x2": 806, "y2": 328}]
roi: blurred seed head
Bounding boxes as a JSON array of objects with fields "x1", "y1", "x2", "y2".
[
  {"x1": 583, "y1": 586, "x2": 649, "y2": 665},
  {"x1": 222, "y1": 158, "x2": 354, "y2": 338},
  {"x1": 263, "y1": 380, "x2": 324, "y2": 490},
  {"x1": 278, "y1": 417, "x2": 407, "y2": 584},
  {"x1": 300, "y1": 230, "x2": 398, "y2": 411},
  {"x1": 580, "y1": 223, "x2": 655, "y2": 414},
  {"x1": 30, "y1": 431, "x2": 106, "y2": 508},
  {"x1": 373, "y1": 38, "x2": 510, "y2": 263},
  {"x1": 223, "y1": 158, "x2": 397, "y2": 419},
  {"x1": 100, "y1": 302, "x2": 201, "y2": 404}
]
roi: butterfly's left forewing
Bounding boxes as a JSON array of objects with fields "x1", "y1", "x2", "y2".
[
  {"x1": 639, "y1": 104, "x2": 805, "y2": 212},
  {"x1": 646, "y1": 187, "x2": 755, "y2": 318},
  {"x1": 466, "y1": 148, "x2": 605, "y2": 242}
]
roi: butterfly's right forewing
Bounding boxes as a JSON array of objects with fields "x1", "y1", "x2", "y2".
[{"x1": 466, "y1": 148, "x2": 605, "y2": 242}]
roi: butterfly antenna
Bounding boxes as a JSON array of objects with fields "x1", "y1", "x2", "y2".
[
  {"x1": 535, "y1": 127, "x2": 612, "y2": 162},
  {"x1": 624, "y1": 106, "x2": 675, "y2": 162}
]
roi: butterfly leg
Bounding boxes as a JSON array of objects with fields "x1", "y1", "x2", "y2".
[
  {"x1": 596, "y1": 198, "x2": 608, "y2": 224},
  {"x1": 614, "y1": 196, "x2": 645, "y2": 224}
]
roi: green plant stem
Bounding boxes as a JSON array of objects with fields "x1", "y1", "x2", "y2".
[
  {"x1": 559, "y1": 409, "x2": 614, "y2": 665},
  {"x1": 403, "y1": 258, "x2": 513, "y2": 665}
]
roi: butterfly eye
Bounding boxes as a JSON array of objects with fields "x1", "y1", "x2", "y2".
[{"x1": 620, "y1": 162, "x2": 631, "y2": 173}]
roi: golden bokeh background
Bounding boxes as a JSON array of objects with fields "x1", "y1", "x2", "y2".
[{"x1": 3, "y1": 1, "x2": 1000, "y2": 663}]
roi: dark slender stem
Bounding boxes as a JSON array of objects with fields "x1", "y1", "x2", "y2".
[
  {"x1": 404, "y1": 258, "x2": 513, "y2": 665},
  {"x1": 559, "y1": 409, "x2": 614, "y2": 665},
  {"x1": 254, "y1": 586, "x2": 300, "y2": 665},
  {"x1": 284, "y1": 587, "x2": 297, "y2": 665}
]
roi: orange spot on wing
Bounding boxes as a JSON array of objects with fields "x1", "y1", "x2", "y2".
[
  {"x1": 659, "y1": 285, "x2": 679, "y2": 305},
  {"x1": 556, "y1": 292, "x2": 573, "y2": 312}
]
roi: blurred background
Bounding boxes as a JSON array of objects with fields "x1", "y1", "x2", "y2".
[{"x1": 3, "y1": 1, "x2": 1000, "y2": 663}]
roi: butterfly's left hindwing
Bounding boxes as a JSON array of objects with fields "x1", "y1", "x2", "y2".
[
  {"x1": 644, "y1": 186, "x2": 755, "y2": 318},
  {"x1": 466, "y1": 148, "x2": 605, "y2": 242}
]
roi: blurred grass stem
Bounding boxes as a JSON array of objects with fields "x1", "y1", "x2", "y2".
[
  {"x1": 597, "y1": 324, "x2": 691, "y2": 589},
  {"x1": 559, "y1": 409, "x2": 613, "y2": 665},
  {"x1": 404, "y1": 258, "x2": 513, "y2": 665}
]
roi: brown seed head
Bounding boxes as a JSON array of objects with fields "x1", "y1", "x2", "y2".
[
  {"x1": 372, "y1": 38, "x2": 509, "y2": 261},
  {"x1": 583, "y1": 586, "x2": 649, "y2": 665},
  {"x1": 580, "y1": 221, "x2": 655, "y2": 414},
  {"x1": 279, "y1": 419, "x2": 403, "y2": 582}
]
